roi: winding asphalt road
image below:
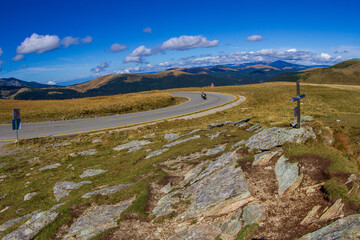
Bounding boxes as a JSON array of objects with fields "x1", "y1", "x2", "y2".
[{"x1": 0, "y1": 92, "x2": 236, "y2": 142}]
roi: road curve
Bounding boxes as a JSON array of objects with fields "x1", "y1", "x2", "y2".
[{"x1": 0, "y1": 92, "x2": 236, "y2": 142}]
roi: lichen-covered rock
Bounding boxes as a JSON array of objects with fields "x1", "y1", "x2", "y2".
[
  {"x1": 79, "y1": 169, "x2": 106, "y2": 178},
  {"x1": 231, "y1": 140, "x2": 245, "y2": 150},
  {"x1": 0, "y1": 210, "x2": 40, "y2": 232},
  {"x1": 169, "y1": 223, "x2": 220, "y2": 240},
  {"x1": 152, "y1": 190, "x2": 182, "y2": 218},
  {"x1": 145, "y1": 148, "x2": 169, "y2": 158},
  {"x1": 180, "y1": 161, "x2": 209, "y2": 187},
  {"x1": 2, "y1": 210, "x2": 58, "y2": 240},
  {"x1": 220, "y1": 210, "x2": 243, "y2": 239},
  {"x1": 63, "y1": 198, "x2": 133, "y2": 240},
  {"x1": 242, "y1": 204, "x2": 266, "y2": 226},
  {"x1": 246, "y1": 126, "x2": 316, "y2": 151},
  {"x1": 163, "y1": 135, "x2": 200, "y2": 148},
  {"x1": 275, "y1": 155, "x2": 303, "y2": 196},
  {"x1": 182, "y1": 153, "x2": 252, "y2": 218},
  {"x1": 53, "y1": 181, "x2": 92, "y2": 201},
  {"x1": 82, "y1": 184, "x2": 132, "y2": 198},
  {"x1": 190, "y1": 152, "x2": 237, "y2": 185},
  {"x1": 300, "y1": 214, "x2": 360, "y2": 240},
  {"x1": 253, "y1": 148, "x2": 282, "y2": 166},
  {"x1": 205, "y1": 145, "x2": 226, "y2": 156},
  {"x1": 113, "y1": 140, "x2": 152, "y2": 151},
  {"x1": 24, "y1": 192, "x2": 38, "y2": 201},
  {"x1": 38, "y1": 163, "x2": 61, "y2": 171},
  {"x1": 69, "y1": 149, "x2": 98, "y2": 157},
  {"x1": 164, "y1": 133, "x2": 180, "y2": 142}
]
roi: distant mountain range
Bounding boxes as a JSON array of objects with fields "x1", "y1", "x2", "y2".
[{"x1": 2, "y1": 59, "x2": 358, "y2": 100}]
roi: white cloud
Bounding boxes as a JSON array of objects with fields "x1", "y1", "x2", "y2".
[
  {"x1": 0, "y1": 48, "x2": 2, "y2": 57},
  {"x1": 246, "y1": 35, "x2": 264, "y2": 42},
  {"x1": 47, "y1": 81, "x2": 56, "y2": 85},
  {"x1": 143, "y1": 27, "x2": 152, "y2": 33},
  {"x1": 16, "y1": 33, "x2": 60, "y2": 54},
  {"x1": 12, "y1": 54, "x2": 24, "y2": 62},
  {"x1": 160, "y1": 35, "x2": 219, "y2": 50},
  {"x1": 124, "y1": 45, "x2": 152, "y2": 63},
  {"x1": 320, "y1": 53, "x2": 331, "y2": 60},
  {"x1": 257, "y1": 49, "x2": 275, "y2": 55},
  {"x1": 81, "y1": 36, "x2": 93, "y2": 44},
  {"x1": 91, "y1": 61, "x2": 110, "y2": 73},
  {"x1": 110, "y1": 43, "x2": 127, "y2": 53},
  {"x1": 61, "y1": 36, "x2": 80, "y2": 48},
  {"x1": 287, "y1": 48, "x2": 297, "y2": 52}
]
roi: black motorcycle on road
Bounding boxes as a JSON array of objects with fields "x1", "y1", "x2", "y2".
[{"x1": 201, "y1": 92, "x2": 207, "y2": 100}]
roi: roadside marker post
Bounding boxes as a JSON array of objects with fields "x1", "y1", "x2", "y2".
[
  {"x1": 290, "y1": 82, "x2": 305, "y2": 128},
  {"x1": 12, "y1": 109, "x2": 21, "y2": 142}
]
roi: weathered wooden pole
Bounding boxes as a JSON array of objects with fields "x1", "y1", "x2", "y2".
[{"x1": 297, "y1": 81, "x2": 301, "y2": 129}]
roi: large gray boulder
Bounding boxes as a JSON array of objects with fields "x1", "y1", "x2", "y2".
[
  {"x1": 275, "y1": 155, "x2": 303, "y2": 196},
  {"x1": 246, "y1": 126, "x2": 316, "y2": 151},
  {"x1": 182, "y1": 152, "x2": 252, "y2": 218},
  {"x1": 63, "y1": 198, "x2": 133, "y2": 240},
  {"x1": 300, "y1": 214, "x2": 360, "y2": 240},
  {"x1": 2, "y1": 211, "x2": 59, "y2": 240}
]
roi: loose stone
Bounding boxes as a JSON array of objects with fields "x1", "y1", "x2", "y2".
[
  {"x1": 79, "y1": 169, "x2": 106, "y2": 178},
  {"x1": 113, "y1": 140, "x2": 152, "y2": 151},
  {"x1": 146, "y1": 148, "x2": 169, "y2": 159},
  {"x1": 24, "y1": 192, "x2": 38, "y2": 201},
  {"x1": 275, "y1": 155, "x2": 303, "y2": 196},
  {"x1": 205, "y1": 145, "x2": 226, "y2": 156},
  {"x1": 164, "y1": 133, "x2": 180, "y2": 142},
  {"x1": 38, "y1": 163, "x2": 61, "y2": 171},
  {"x1": 70, "y1": 149, "x2": 98, "y2": 157},
  {"x1": 163, "y1": 135, "x2": 200, "y2": 148}
]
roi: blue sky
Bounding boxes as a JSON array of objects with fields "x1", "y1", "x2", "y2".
[{"x1": 0, "y1": 0, "x2": 359, "y2": 84}]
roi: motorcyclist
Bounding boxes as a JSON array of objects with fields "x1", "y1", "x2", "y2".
[{"x1": 201, "y1": 92, "x2": 207, "y2": 99}]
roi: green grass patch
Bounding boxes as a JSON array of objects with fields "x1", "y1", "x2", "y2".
[{"x1": 235, "y1": 223, "x2": 259, "y2": 240}]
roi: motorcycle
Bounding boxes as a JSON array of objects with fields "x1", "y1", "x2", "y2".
[{"x1": 201, "y1": 93, "x2": 207, "y2": 100}]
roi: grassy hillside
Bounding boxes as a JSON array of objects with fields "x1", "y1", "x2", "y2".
[
  {"x1": 0, "y1": 82, "x2": 359, "y2": 239},
  {"x1": 0, "y1": 91, "x2": 183, "y2": 124},
  {"x1": 271, "y1": 59, "x2": 360, "y2": 85}
]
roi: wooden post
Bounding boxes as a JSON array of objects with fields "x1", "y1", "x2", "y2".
[{"x1": 296, "y1": 81, "x2": 301, "y2": 129}]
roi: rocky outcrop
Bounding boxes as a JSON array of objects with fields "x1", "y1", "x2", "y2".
[
  {"x1": 205, "y1": 145, "x2": 226, "y2": 156},
  {"x1": 63, "y1": 198, "x2": 134, "y2": 240},
  {"x1": 246, "y1": 126, "x2": 316, "y2": 151},
  {"x1": 180, "y1": 161, "x2": 209, "y2": 187},
  {"x1": 53, "y1": 181, "x2": 92, "y2": 201},
  {"x1": 231, "y1": 140, "x2": 245, "y2": 150},
  {"x1": 38, "y1": 163, "x2": 61, "y2": 171},
  {"x1": 2, "y1": 210, "x2": 59, "y2": 240},
  {"x1": 182, "y1": 152, "x2": 253, "y2": 218},
  {"x1": 253, "y1": 148, "x2": 282, "y2": 166},
  {"x1": 207, "y1": 119, "x2": 250, "y2": 129},
  {"x1": 0, "y1": 210, "x2": 40, "y2": 232},
  {"x1": 246, "y1": 124, "x2": 261, "y2": 132},
  {"x1": 169, "y1": 223, "x2": 219, "y2": 240},
  {"x1": 163, "y1": 135, "x2": 200, "y2": 148},
  {"x1": 79, "y1": 169, "x2": 106, "y2": 178},
  {"x1": 113, "y1": 140, "x2": 152, "y2": 151},
  {"x1": 207, "y1": 131, "x2": 226, "y2": 140},
  {"x1": 164, "y1": 133, "x2": 180, "y2": 142},
  {"x1": 82, "y1": 184, "x2": 132, "y2": 198},
  {"x1": 300, "y1": 214, "x2": 360, "y2": 240},
  {"x1": 275, "y1": 155, "x2": 303, "y2": 196},
  {"x1": 242, "y1": 204, "x2": 266, "y2": 226},
  {"x1": 146, "y1": 148, "x2": 169, "y2": 159},
  {"x1": 69, "y1": 149, "x2": 98, "y2": 157},
  {"x1": 152, "y1": 190, "x2": 182, "y2": 218}
]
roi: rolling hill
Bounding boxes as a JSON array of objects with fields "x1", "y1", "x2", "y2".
[
  {"x1": 2, "y1": 60, "x2": 329, "y2": 100},
  {"x1": 271, "y1": 59, "x2": 360, "y2": 85}
]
